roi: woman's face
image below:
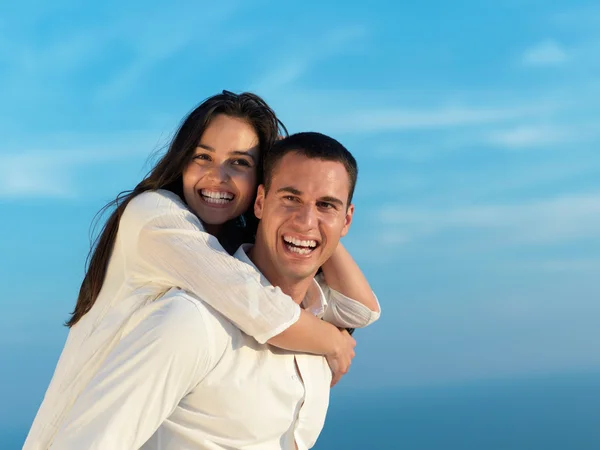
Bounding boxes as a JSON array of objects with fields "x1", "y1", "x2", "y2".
[{"x1": 182, "y1": 114, "x2": 260, "y2": 233}]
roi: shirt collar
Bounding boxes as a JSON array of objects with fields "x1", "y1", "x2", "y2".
[{"x1": 234, "y1": 244, "x2": 327, "y2": 317}]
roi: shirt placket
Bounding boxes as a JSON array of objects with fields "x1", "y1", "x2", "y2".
[{"x1": 291, "y1": 355, "x2": 311, "y2": 450}]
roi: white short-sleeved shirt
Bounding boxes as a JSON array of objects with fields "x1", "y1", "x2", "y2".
[{"x1": 24, "y1": 190, "x2": 380, "y2": 450}]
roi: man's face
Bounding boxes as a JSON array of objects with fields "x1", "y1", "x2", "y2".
[{"x1": 254, "y1": 152, "x2": 354, "y2": 282}]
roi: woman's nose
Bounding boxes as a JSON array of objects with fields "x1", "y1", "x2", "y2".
[{"x1": 207, "y1": 163, "x2": 230, "y2": 182}]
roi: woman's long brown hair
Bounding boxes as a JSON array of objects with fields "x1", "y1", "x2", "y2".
[{"x1": 66, "y1": 91, "x2": 287, "y2": 327}]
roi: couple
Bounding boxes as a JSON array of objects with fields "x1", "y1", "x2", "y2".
[{"x1": 24, "y1": 91, "x2": 381, "y2": 449}]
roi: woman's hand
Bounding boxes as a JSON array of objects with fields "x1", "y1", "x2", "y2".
[{"x1": 326, "y1": 328, "x2": 356, "y2": 387}]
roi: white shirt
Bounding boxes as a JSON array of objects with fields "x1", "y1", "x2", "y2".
[
  {"x1": 24, "y1": 190, "x2": 380, "y2": 450},
  {"x1": 49, "y1": 245, "x2": 339, "y2": 449}
]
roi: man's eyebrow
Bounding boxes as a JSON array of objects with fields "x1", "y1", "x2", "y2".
[
  {"x1": 319, "y1": 196, "x2": 344, "y2": 207},
  {"x1": 276, "y1": 187, "x2": 345, "y2": 207},
  {"x1": 276, "y1": 186, "x2": 302, "y2": 196}
]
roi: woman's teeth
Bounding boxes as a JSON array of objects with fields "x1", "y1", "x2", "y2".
[{"x1": 201, "y1": 189, "x2": 234, "y2": 204}]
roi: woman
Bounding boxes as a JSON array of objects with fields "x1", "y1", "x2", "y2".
[{"x1": 24, "y1": 91, "x2": 380, "y2": 449}]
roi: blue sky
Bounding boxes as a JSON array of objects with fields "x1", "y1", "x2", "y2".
[{"x1": 1, "y1": 0, "x2": 599, "y2": 431}]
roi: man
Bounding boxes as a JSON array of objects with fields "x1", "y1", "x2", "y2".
[{"x1": 49, "y1": 132, "x2": 379, "y2": 449}]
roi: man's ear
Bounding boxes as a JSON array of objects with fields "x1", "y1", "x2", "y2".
[
  {"x1": 341, "y1": 203, "x2": 354, "y2": 237},
  {"x1": 254, "y1": 185, "x2": 266, "y2": 219}
]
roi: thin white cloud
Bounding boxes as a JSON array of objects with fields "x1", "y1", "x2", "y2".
[
  {"x1": 521, "y1": 40, "x2": 569, "y2": 67},
  {"x1": 251, "y1": 24, "x2": 368, "y2": 94},
  {"x1": 486, "y1": 124, "x2": 571, "y2": 148},
  {"x1": 1, "y1": 27, "x2": 113, "y2": 75},
  {"x1": 321, "y1": 105, "x2": 535, "y2": 134},
  {"x1": 0, "y1": 1, "x2": 247, "y2": 104},
  {"x1": 0, "y1": 161, "x2": 74, "y2": 199},
  {"x1": 0, "y1": 152, "x2": 84, "y2": 199},
  {"x1": 379, "y1": 192, "x2": 600, "y2": 247},
  {"x1": 254, "y1": 60, "x2": 311, "y2": 94},
  {"x1": 378, "y1": 231, "x2": 411, "y2": 246},
  {"x1": 504, "y1": 258, "x2": 600, "y2": 274},
  {"x1": 550, "y1": 5, "x2": 600, "y2": 31},
  {"x1": 314, "y1": 101, "x2": 557, "y2": 134},
  {"x1": 94, "y1": 3, "x2": 245, "y2": 101},
  {"x1": 440, "y1": 159, "x2": 597, "y2": 206},
  {"x1": 485, "y1": 119, "x2": 600, "y2": 149},
  {"x1": 0, "y1": 131, "x2": 165, "y2": 199}
]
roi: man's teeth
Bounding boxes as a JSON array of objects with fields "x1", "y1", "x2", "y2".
[
  {"x1": 283, "y1": 236, "x2": 317, "y2": 248},
  {"x1": 287, "y1": 245, "x2": 312, "y2": 255},
  {"x1": 201, "y1": 190, "x2": 234, "y2": 203}
]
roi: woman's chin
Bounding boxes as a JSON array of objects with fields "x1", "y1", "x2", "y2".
[{"x1": 197, "y1": 209, "x2": 242, "y2": 230}]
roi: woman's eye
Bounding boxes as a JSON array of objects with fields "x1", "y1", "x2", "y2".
[
  {"x1": 232, "y1": 159, "x2": 251, "y2": 167},
  {"x1": 194, "y1": 154, "x2": 211, "y2": 161}
]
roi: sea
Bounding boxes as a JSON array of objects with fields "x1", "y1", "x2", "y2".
[{"x1": 4, "y1": 372, "x2": 599, "y2": 449}]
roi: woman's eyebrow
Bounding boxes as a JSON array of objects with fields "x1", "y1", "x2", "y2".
[
  {"x1": 231, "y1": 150, "x2": 257, "y2": 163},
  {"x1": 196, "y1": 144, "x2": 258, "y2": 163}
]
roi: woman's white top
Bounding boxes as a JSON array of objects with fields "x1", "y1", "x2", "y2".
[{"x1": 23, "y1": 190, "x2": 380, "y2": 450}]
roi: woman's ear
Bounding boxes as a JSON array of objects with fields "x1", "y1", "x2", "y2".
[{"x1": 254, "y1": 185, "x2": 265, "y2": 219}]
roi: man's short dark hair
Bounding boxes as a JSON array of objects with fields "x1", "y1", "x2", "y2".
[{"x1": 263, "y1": 132, "x2": 358, "y2": 205}]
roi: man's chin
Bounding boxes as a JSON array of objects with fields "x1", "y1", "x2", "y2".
[
  {"x1": 279, "y1": 265, "x2": 319, "y2": 282},
  {"x1": 275, "y1": 247, "x2": 323, "y2": 280}
]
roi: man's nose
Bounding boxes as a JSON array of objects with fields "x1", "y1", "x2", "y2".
[{"x1": 293, "y1": 204, "x2": 317, "y2": 229}]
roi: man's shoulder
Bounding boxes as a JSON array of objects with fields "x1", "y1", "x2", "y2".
[
  {"x1": 139, "y1": 288, "x2": 238, "y2": 357},
  {"x1": 159, "y1": 288, "x2": 239, "y2": 338},
  {"x1": 157, "y1": 289, "x2": 279, "y2": 358}
]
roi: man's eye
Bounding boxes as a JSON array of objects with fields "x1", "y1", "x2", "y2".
[
  {"x1": 284, "y1": 196, "x2": 298, "y2": 202},
  {"x1": 318, "y1": 202, "x2": 335, "y2": 209}
]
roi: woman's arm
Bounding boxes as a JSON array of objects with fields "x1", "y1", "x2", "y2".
[
  {"x1": 267, "y1": 309, "x2": 356, "y2": 387},
  {"x1": 123, "y1": 191, "x2": 354, "y2": 370},
  {"x1": 320, "y1": 243, "x2": 380, "y2": 313},
  {"x1": 317, "y1": 242, "x2": 381, "y2": 330}
]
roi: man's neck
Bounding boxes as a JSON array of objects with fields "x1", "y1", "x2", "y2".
[{"x1": 247, "y1": 245, "x2": 313, "y2": 305}]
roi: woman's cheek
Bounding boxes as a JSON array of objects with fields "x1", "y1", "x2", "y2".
[{"x1": 240, "y1": 171, "x2": 258, "y2": 196}]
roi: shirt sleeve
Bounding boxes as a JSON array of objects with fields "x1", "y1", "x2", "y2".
[
  {"x1": 315, "y1": 273, "x2": 381, "y2": 328},
  {"x1": 50, "y1": 290, "x2": 225, "y2": 450},
  {"x1": 120, "y1": 190, "x2": 301, "y2": 344}
]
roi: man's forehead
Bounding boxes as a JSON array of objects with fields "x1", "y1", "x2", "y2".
[
  {"x1": 274, "y1": 153, "x2": 348, "y2": 179},
  {"x1": 273, "y1": 152, "x2": 350, "y2": 184},
  {"x1": 270, "y1": 154, "x2": 351, "y2": 202}
]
